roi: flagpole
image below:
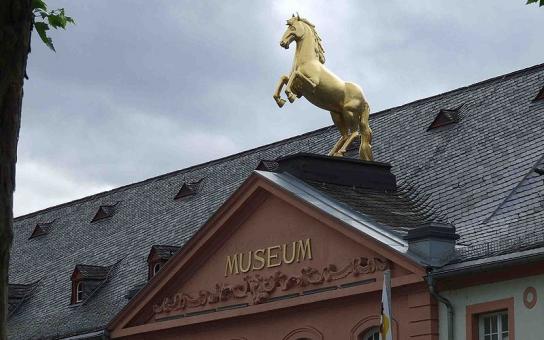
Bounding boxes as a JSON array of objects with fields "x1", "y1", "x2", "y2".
[{"x1": 381, "y1": 269, "x2": 392, "y2": 340}]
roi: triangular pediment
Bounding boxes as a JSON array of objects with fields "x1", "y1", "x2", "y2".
[{"x1": 109, "y1": 172, "x2": 425, "y2": 337}]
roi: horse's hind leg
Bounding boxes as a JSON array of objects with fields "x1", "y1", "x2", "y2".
[
  {"x1": 336, "y1": 102, "x2": 361, "y2": 156},
  {"x1": 359, "y1": 102, "x2": 373, "y2": 161},
  {"x1": 329, "y1": 111, "x2": 349, "y2": 156}
]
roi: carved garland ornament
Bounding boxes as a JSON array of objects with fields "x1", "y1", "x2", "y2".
[{"x1": 153, "y1": 257, "x2": 388, "y2": 315}]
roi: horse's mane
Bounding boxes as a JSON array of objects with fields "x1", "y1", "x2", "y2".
[{"x1": 295, "y1": 17, "x2": 326, "y2": 64}]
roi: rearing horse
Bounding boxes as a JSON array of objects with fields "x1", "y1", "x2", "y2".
[{"x1": 273, "y1": 15, "x2": 373, "y2": 161}]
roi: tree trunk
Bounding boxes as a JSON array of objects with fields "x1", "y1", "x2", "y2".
[{"x1": 0, "y1": 0, "x2": 32, "y2": 338}]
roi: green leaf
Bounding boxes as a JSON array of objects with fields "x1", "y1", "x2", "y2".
[
  {"x1": 31, "y1": 0, "x2": 47, "y2": 11},
  {"x1": 47, "y1": 9, "x2": 75, "y2": 29},
  {"x1": 32, "y1": 5, "x2": 75, "y2": 51},
  {"x1": 48, "y1": 14, "x2": 66, "y2": 29},
  {"x1": 34, "y1": 21, "x2": 55, "y2": 51}
]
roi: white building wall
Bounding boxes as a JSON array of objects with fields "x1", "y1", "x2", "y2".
[{"x1": 438, "y1": 273, "x2": 544, "y2": 340}]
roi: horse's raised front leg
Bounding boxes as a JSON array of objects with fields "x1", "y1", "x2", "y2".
[
  {"x1": 273, "y1": 75, "x2": 289, "y2": 108},
  {"x1": 284, "y1": 72, "x2": 298, "y2": 103},
  {"x1": 285, "y1": 71, "x2": 318, "y2": 103}
]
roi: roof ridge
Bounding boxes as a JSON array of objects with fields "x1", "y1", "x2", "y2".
[
  {"x1": 14, "y1": 62, "x2": 544, "y2": 222},
  {"x1": 371, "y1": 62, "x2": 544, "y2": 118},
  {"x1": 14, "y1": 126, "x2": 334, "y2": 221}
]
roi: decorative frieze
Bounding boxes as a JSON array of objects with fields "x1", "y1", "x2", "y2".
[{"x1": 153, "y1": 256, "x2": 388, "y2": 315}]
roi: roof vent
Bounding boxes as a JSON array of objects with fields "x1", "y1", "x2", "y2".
[
  {"x1": 535, "y1": 166, "x2": 544, "y2": 176},
  {"x1": 427, "y1": 108, "x2": 461, "y2": 130},
  {"x1": 29, "y1": 221, "x2": 53, "y2": 239},
  {"x1": 8, "y1": 281, "x2": 40, "y2": 316},
  {"x1": 534, "y1": 86, "x2": 544, "y2": 102},
  {"x1": 91, "y1": 203, "x2": 118, "y2": 222},
  {"x1": 174, "y1": 179, "x2": 203, "y2": 200},
  {"x1": 256, "y1": 160, "x2": 280, "y2": 172}
]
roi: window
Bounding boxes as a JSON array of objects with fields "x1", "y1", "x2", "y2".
[
  {"x1": 466, "y1": 298, "x2": 514, "y2": 340},
  {"x1": 283, "y1": 327, "x2": 323, "y2": 340},
  {"x1": 479, "y1": 311, "x2": 508, "y2": 340},
  {"x1": 75, "y1": 282, "x2": 83, "y2": 303},
  {"x1": 153, "y1": 263, "x2": 161, "y2": 275},
  {"x1": 359, "y1": 327, "x2": 379, "y2": 340}
]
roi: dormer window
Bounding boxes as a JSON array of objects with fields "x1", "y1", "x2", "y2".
[
  {"x1": 70, "y1": 264, "x2": 112, "y2": 304},
  {"x1": 427, "y1": 107, "x2": 461, "y2": 130},
  {"x1": 29, "y1": 221, "x2": 53, "y2": 239},
  {"x1": 147, "y1": 245, "x2": 180, "y2": 279},
  {"x1": 91, "y1": 202, "x2": 118, "y2": 222},
  {"x1": 174, "y1": 179, "x2": 203, "y2": 200},
  {"x1": 533, "y1": 86, "x2": 544, "y2": 102},
  {"x1": 8, "y1": 281, "x2": 39, "y2": 316}
]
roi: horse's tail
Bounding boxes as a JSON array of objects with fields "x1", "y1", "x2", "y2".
[{"x1": 359, "y1": 100, "x2": 373, "y2": 161}]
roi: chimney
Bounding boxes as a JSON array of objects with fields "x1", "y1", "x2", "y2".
[{"x1": 404, "y1": 221, "x2": 459, "y2": 266}]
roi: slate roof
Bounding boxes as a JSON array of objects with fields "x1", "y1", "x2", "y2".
[
  {"x1": 8, "y1": 63, "x2": 544, "y2": 339},
  {"x1": 303, "y1": 179, "x2": 445, "y2": 234}
]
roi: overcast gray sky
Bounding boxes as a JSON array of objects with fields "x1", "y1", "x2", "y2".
[{"x1": 14, "y1": 0, "x2": 543, "y2": 216}]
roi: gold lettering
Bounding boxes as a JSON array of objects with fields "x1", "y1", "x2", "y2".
[
  {"x1": 266, "y1": 245, "x2": 281, "y2": 267},
  {"x1": 239, "y1": 251, "x2": 252, "y2": 273},
  {"x1": 225, "y1": 254, "x2": 239, "y2": 277},
  {"x1": 296, "y1": 238, "x2": 312, "y2": 262},
  {"x1": 226, "y1": 239, "x2": 313, "y2": 275},
  {"x1": 282, "y1": 242, "x2": 296, "y2": 264},
  {"x1": 253, "y1": 248, "x2": 266, "y2": 270}
]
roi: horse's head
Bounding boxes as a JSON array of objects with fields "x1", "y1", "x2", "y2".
[{"x1": 280, "y1": 15, "x2": 306, "y2": 49}]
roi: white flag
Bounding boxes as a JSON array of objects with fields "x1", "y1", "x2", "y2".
[{"x1": 380, "y1": 270, "x2": 393, "y2": 340}]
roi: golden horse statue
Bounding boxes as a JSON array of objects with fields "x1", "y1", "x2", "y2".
[{"x1": 273, "y1": 15, "x2": 373, "y2": 161}]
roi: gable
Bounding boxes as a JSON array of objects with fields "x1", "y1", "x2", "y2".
[{"x1": 109, "y1": 173, "x2": 425, "y2": 337}]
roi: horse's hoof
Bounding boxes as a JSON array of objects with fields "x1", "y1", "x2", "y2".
[
  {"x1": 277, "y1": 99, "x2": 286, "y2": 108},
  {"x1": 287, "y1": 95, "x2": 296, "y2": 103}
]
